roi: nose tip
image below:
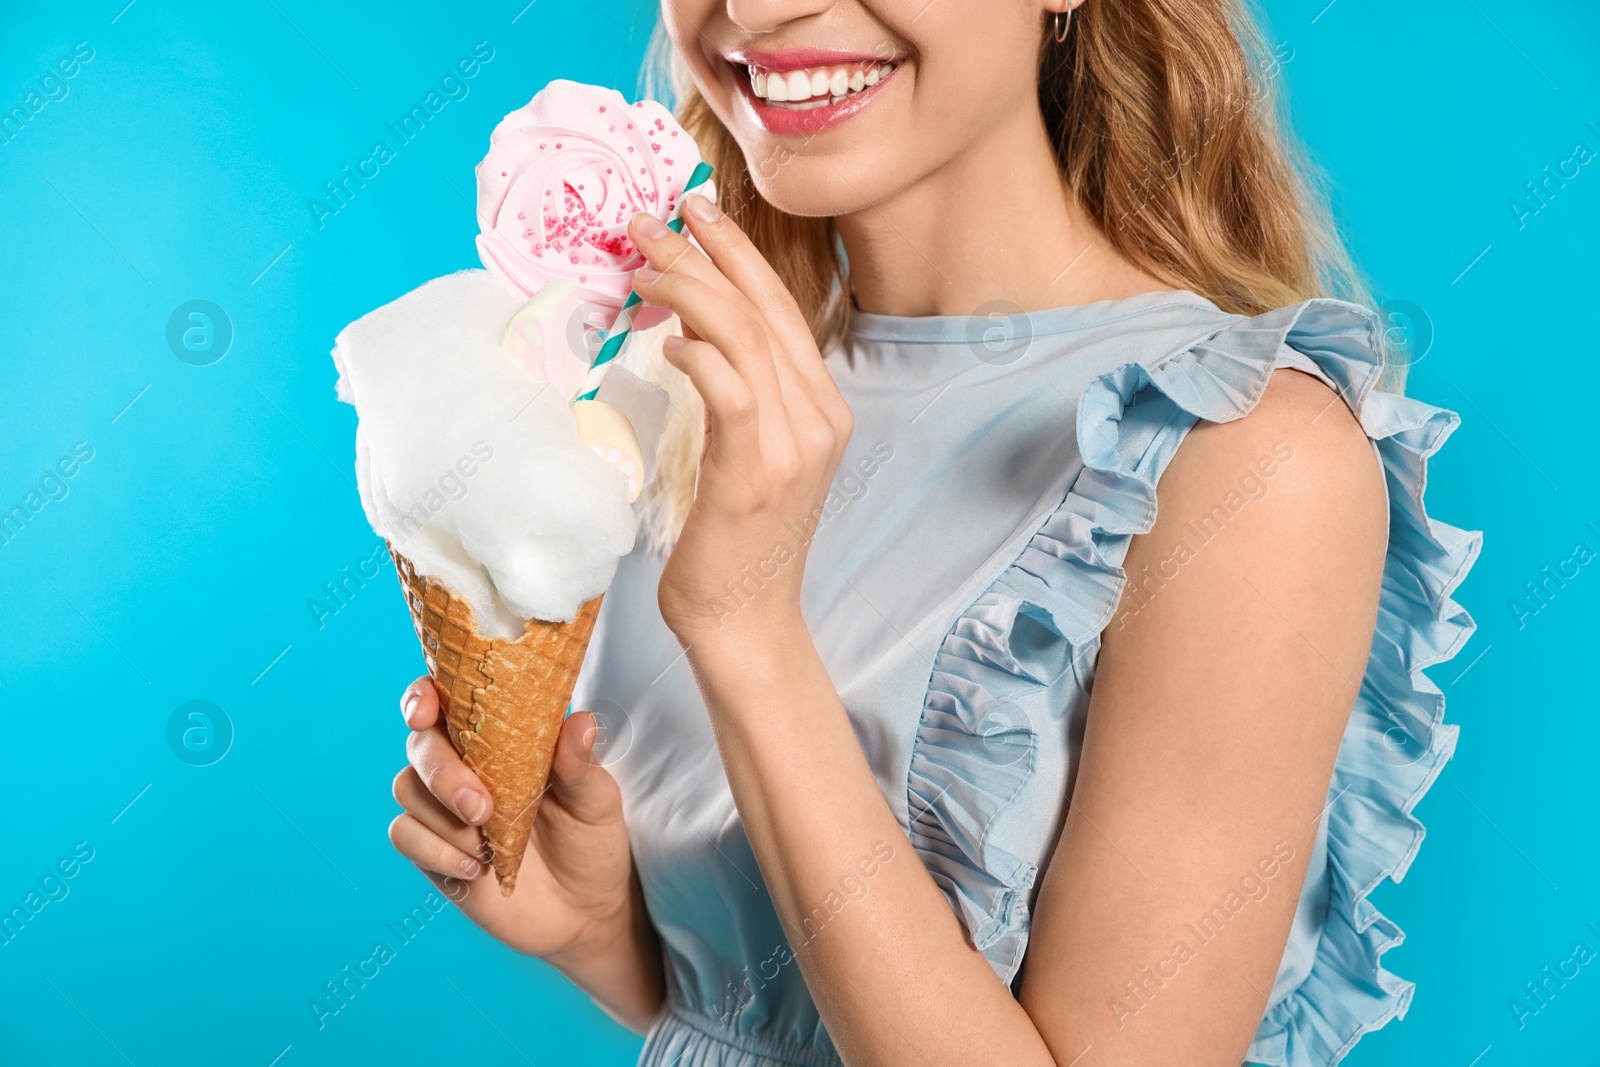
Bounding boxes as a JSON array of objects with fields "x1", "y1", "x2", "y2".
[{"x1": 725, "y1": 0, "x2": 836, "y2": 35}]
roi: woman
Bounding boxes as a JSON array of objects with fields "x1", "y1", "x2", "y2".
[{"x1": 388, "y1": 0, "x2": 1479, "y2": 1063}]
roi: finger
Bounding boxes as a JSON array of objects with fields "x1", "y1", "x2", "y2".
[
  {"x1": 631, "y1": 269, "x2": 782, "y2": 400},
  {"x1": 678, "y1": 196, "x2": 835, "y2": 395},
  {"x1": 546, "y1": 712, "x2": 626, "y2": 826},
  {"x1": 416, "y1": 867, "x2": 477, "y2": 909},
  {"x1": 388, "y1": 812, "x2": 489, "y2": 881},
  {"x1": 677, "y1": 197, "x2": 853, "y2": 444},
  {"x1": 393, "y1": 766, "x2": 491, "y2": 859},
  {"x1": 661, "y1": 337, "x2": 762, "y2": 465},
  {"x1": 406, "y1": 723, "x2": 492, "y2": 826},
  {"x1": 400, "y1": 676, "x2": 438, "y2": 730},
  {"x1": 637, "y1": 269, "x2": 812, "y2": 470},
  {"x1": 620, "y1": 217, "x2": 819, "y2": 438},
  {"x1": 678, "y1": 196, "x2": 809, "y2": 340},
  {"x1": 784, "y1": 393, "x2": 849, "y2": 485},
  {"x1": 626, "y1": 211, "x2": 739, "y2": 299},
  {"x1": 646, "y1": 288, "x2": 816, "y2": 481}
]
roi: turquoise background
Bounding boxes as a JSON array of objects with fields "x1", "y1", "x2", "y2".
[{"x1": 0, "y1": 2, "x2": 1595, "y2": 1064}]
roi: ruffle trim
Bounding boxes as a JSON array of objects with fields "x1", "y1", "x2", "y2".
[
  {"x1": 640, "y1": 1005, "x2": 839, "y2": 1067},
  {"x1": 904, "y1": 298, "x2": 1482, "y2": 1065}
]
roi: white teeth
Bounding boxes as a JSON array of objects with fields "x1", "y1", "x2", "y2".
[{"x1": 746, "y1": 59, "x2": 897, "y2": 108}]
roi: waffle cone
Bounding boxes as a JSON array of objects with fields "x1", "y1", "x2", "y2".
[{"x1": 390, "y1": 544, "x2": 601, "y2": 895}]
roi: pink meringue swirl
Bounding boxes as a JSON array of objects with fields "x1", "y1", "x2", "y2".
[{"x1": 474, "y1": 79, "x2": 704, "y2": 317}]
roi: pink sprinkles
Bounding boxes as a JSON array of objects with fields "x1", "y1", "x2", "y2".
[{"x1": 497, "y1": 103, "x2": 689, "y2": 274}]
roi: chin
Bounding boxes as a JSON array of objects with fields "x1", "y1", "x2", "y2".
[{"x1": 742, "y1": 154, "x2": 892, "y2": 219}]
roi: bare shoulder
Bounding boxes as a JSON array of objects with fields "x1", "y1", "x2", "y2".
[
  {"x1": 1111, "y1": 366, "x2": 1389, "y2": 633},
  {"x1": 1162, "y1": 367, "x2": 1383, "y2": 552}
]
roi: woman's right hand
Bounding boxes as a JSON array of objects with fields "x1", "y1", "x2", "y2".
[{"x1": 388, "y1": 677, "x2": 663, "y2": 1027}]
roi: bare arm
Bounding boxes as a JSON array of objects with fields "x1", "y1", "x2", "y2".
[
  {"x1": 631, "y1": 196, "x2": 1387, "y2": 1064},
  {"x1": 1016, "y1": 368, "x2": 1388, "y2": 1064}
]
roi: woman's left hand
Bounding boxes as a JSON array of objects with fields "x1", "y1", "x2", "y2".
[{"x1": 626, "y1": 197, "x2": 853, "y2": 645}]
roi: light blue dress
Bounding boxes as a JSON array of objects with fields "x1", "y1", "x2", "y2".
[{"x1": 571, "y1": 290, "x2": 1481, "y2": 1067}]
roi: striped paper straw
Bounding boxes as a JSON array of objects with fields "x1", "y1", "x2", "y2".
[{"x1": 571, "y1": 160, "x2": 715, "y2": 403}]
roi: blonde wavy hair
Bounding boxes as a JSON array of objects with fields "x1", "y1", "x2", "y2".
[{"x1": 628, "y1": 0, "x2": 1394, "y2": 556}]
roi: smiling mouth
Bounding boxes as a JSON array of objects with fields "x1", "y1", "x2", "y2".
[{"x1": 742, "y1": 60, "x2": 898, "y2": 110}]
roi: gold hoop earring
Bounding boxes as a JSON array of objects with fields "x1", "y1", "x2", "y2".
[{"x1": 1053, "y1": 7, "x2": 1072, "y2": 42}]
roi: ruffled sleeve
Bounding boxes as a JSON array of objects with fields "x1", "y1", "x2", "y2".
[{"x1": 904, "y1": 298, "x2": 1482, "y2": 1064}]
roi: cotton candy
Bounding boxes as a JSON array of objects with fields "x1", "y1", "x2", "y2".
[{"x1": 332, "y1": 268, "x2": 639, "y2": 635}]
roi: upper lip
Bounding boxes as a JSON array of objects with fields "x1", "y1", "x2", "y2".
[{"x1": 725, "y1": 47, "x2": 898, "y2": 72}]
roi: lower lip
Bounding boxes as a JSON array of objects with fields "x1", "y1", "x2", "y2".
[{"x1": 735, "y1": 66, "x2": 895, "y2": 138}]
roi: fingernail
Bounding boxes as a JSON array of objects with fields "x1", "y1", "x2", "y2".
[
  {"x1": 455, "y1": 788, "x2": 487, "y2": 825},
  {"x1": 401, "y1": 693, "x2": 421, "y2": 725},
  {"x1": 634, "y1": 266, "x2": 661, "y2": 283},
  {"x1": 632, "y1": 211, "x2": 668, "y2": 239},
  {"x1": 459, "y1": 856, "x2": 483, "y2": 877},
  {"x1": 684, "y1": 194, "x2": 720, "y2": 222},
  {"x1": 662, "y1": 335, "x2": 685, "y2": 353}
]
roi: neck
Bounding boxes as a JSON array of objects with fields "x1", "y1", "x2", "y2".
[{"x1": 833, "y1": 102, "x2": 1166, "y2": 317}]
